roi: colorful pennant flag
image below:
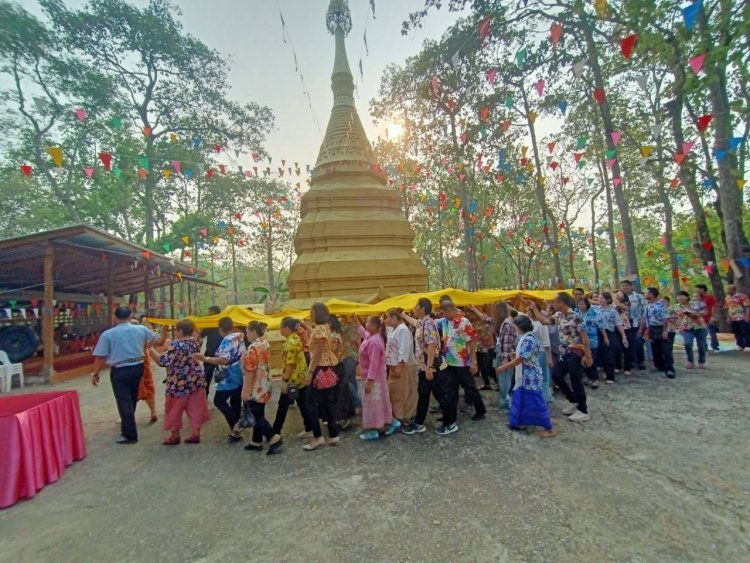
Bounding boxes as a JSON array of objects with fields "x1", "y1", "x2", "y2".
[
  {"x1": 682, "y1": 0, "x2": 703, "y2": 31},
  {"x1": 689, "y1": 54, "x2": 706, "y2": 73},
  {"x1": 46, "y1": 146, "x2": 63, "y2": 167},
  {"x1": 619, "y1": 34, "x2": 637, "y2": 59}
]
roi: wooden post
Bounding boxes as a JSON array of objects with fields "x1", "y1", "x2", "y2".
[
  {"x1": 143, "y1": 269, "x2": 150, "y2": 318},
  {"x1": 169, "y1": 279, "x2": 175, "y2": 320},
  {"x1": 187, "y1": 281, "x2": 192, "y2": 316},
  {"x1": 107, "y1": 259, "x2": 114, "y2": 326},
  {"x1": 42, "y1": 244, "x2": 55, "y2": 384}
]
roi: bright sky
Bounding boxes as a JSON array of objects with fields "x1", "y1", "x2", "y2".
[{"x1": 17, "y1": 0, "x2": 465, "y2": 171}]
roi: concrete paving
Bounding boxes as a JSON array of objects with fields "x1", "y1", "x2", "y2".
[{"x1": 1, "y1": 350, "x2": 749, "y2": 562}]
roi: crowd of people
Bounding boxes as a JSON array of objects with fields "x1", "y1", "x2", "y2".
[{"x1": 90, "y1": 281, "x2": 750, "y2": 449}]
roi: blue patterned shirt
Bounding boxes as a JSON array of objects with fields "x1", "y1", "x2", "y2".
[
  {"x1": 582, "y1": 308, "x2": 604, "y2": 349},
  {"x1": 517, "y1": 333, "x2": 543, "y2": 391},
  {"x1": 598, "y1": 307, "x2": 622, "y2": 332},
  {"x1": 214, "y1": 332, "x2": 246, "y2": 391},
  {"x1": 643, "y1": 299, "x2": 668, "y2": 327},
  {"x1": 628, "y1": 291, "x2": 646, "y2": 325}
]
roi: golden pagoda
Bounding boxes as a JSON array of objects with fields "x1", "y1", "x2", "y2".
[{"x1": 286, "y1": 0, "x2": 428, "y2": 302}]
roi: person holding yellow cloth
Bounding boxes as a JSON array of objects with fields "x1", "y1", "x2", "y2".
[
  {"x1": 272, "y1": 317, "x2": 311, "y2": 437},
  {"x1": 385, "y1": 308, "x2": 418, "y2": 422}
]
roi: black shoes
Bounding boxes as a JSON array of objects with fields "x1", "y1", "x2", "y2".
[
  {"x1": 267, "y1": 439, "x2": 284, "y2": 455},
  {"x1": 471, "y1": 412, "x2": 486, "y2": 421}
]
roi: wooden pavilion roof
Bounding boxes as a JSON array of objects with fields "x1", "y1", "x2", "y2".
[{"x1": 0, "y1": 224, "x2": 218, "y2": 297}]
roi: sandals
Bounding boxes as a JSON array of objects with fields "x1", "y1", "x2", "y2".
[
  {"x1": 539, "y1": 429, "x2": 557, "y2": 438},
  {"x1": 184, "y1": 434, "x2": 200, "y2": 444},
  {"x1": 162, "y1": 435, "x2": 180, "y2": 446},
  {"x1": 244, "y1": 443, "x2": 263, "y2": 452}
]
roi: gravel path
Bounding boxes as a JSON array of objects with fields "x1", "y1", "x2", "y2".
[{"x1": 1, "y1": 350, "x2": 748, "y2": 562}]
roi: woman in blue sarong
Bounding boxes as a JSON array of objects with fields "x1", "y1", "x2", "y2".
[{"x1": 496, "y1": 314, "x2": 556, "y2": 438}]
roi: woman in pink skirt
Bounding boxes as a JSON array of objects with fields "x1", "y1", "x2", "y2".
[
  {"x1": 148, "y1": 319, "x2": 209, "y2": 445},
  {"x1": 356, "y1": 315, "x2": 400, "y2": 440}
]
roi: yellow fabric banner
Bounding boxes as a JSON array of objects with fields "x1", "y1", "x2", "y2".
[{"x1": 147, "y1": 288, "x2": 570, "y2": 331}]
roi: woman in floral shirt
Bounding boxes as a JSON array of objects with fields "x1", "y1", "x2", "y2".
[
  {"x1": 303, "y1": 303, "x2": 341, "y2": 451},
  {"x1": 674, "y1": 291, "x2": 708, "y2": 369},
  {"x1": 495, "y1": 315, "x2": 555, "y2": 438},
  {"x1": 149, "y1": 319, "x2": 209, "y2": 446},
  {"x1": 242, "y1": 321, "x2": 282, "y2": 454},
  {"x1": 725, "y1": 284, "x2": 750, "y2": 351},
  {"x1": 272, "y1": 317, "x2": 310, "y2": 438}
]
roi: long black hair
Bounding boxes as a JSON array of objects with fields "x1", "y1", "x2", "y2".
[{"x1": 368, "y1": 315, "x2": 387, "y2": 344}]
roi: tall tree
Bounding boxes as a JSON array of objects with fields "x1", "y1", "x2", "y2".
[{"x1": 41, "y1": 0, "x2": 273, "y2": 243}]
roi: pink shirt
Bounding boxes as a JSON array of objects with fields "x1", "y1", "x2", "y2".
[{"x1": 358, "y1": 326, "x2": 387, "y2": 382}]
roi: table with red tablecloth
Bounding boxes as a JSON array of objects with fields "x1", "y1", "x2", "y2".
[{"x1": 0, "y1": 391, "x2": 86, "y2": 509}]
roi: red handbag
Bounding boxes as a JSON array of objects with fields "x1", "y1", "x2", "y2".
[{"x1": 313, "y1": 367, "x2": 339, "y2": 390}]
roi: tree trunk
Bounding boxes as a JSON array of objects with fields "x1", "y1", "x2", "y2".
[
  {"x1": 653, "y1": 148, "x2": 681, "y2": 295},
  {"x1": 520, "y1": 87, "x2": 564, "y2": 287},
  {"x1": 144, "y1": 136, "x2": 157, "y2": 244},
  {"x1": 582, "y1": 18, "x2": 639, "y2": 286},
  {"x1": 458, "y1": 179, "x2": 476, "y2": 291},
  {"x1": 564, "y1": 226, "x2": 576, "y2": 280},
  {"x1": 229, "y1": 234, "x2": 239, "y2": 305},
  {"x1": 438, "y1": 209, "x2": 446, "y2": 289},
  {"x1": 266, "y1": 220, "x2": 275, "y2": 294},
  {"x1": 590, "y1": 198, "x2": 600, "y2": 289},
  {"x1": 699, "y1": 2, "x2": 750, "y2": 291},
  {"x1": 599, "y1": 160, "x2": 620, "y2": 287},
  {"x1": 668, "y1": 89, "x2": 728, "y2": 330}
]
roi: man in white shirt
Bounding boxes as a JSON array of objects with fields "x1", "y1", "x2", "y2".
[
  {"x1": 91, "y1": 306, "x2": 159, "y2": 444},
  {"x1": 385, "y1": 309, "x2": 418, "y2": 421}
]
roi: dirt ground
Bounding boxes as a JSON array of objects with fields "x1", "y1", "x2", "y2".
[{"x1": 1, "y1": 348, "x2": 749, "y2": 563}]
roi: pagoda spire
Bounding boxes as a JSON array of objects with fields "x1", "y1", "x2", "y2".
[
  {"x1": 286, "y1": 0, "x2": 428, "y2": 301},
  {"x1": 316, "y1": 0, "x2": 377, "y2": 171}
]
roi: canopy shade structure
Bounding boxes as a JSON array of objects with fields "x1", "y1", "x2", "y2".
[
  {"x1": 0, "y1": 224, "x2": 220, "y2": 382},
  {"x1": 0, "y1": 224, "x2": 217, "y2": 297},
  {"x1": 148, "y1": 288, "x2": 570, "y2": 331}
]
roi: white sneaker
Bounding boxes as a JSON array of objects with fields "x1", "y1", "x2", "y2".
[
  {"x1": 568, "y1": 410, "x2": 591, "y2": 422},
  {"x1": 561, "y1": 404, "x2": 577, "y2": 416}
]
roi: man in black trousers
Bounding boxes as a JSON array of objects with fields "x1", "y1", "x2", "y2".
[
  {"x1": 91, "y1": 306, "x2": 159, "y2": 444},
  {"x1": 200, "y1": 305, "x2": 223, "y2": 395},
  {"x1": 641, "y1": 287, "x2": 676, "y2": 379}
]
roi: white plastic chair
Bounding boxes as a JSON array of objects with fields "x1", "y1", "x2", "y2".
[
  {"x1": 0, "y1": 365, "x2": 9, "y2": 393},
  {"x1": 0, "y1": 351, "x2": 24, "y2": 392}
]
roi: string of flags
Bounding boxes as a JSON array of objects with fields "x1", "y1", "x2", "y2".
[
  {"x1": 19, "y1": 139, "x2": 314, "y2": 184},
  {"x1": 277, "y1": 2, "x2": 323, "y2": 135}
]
